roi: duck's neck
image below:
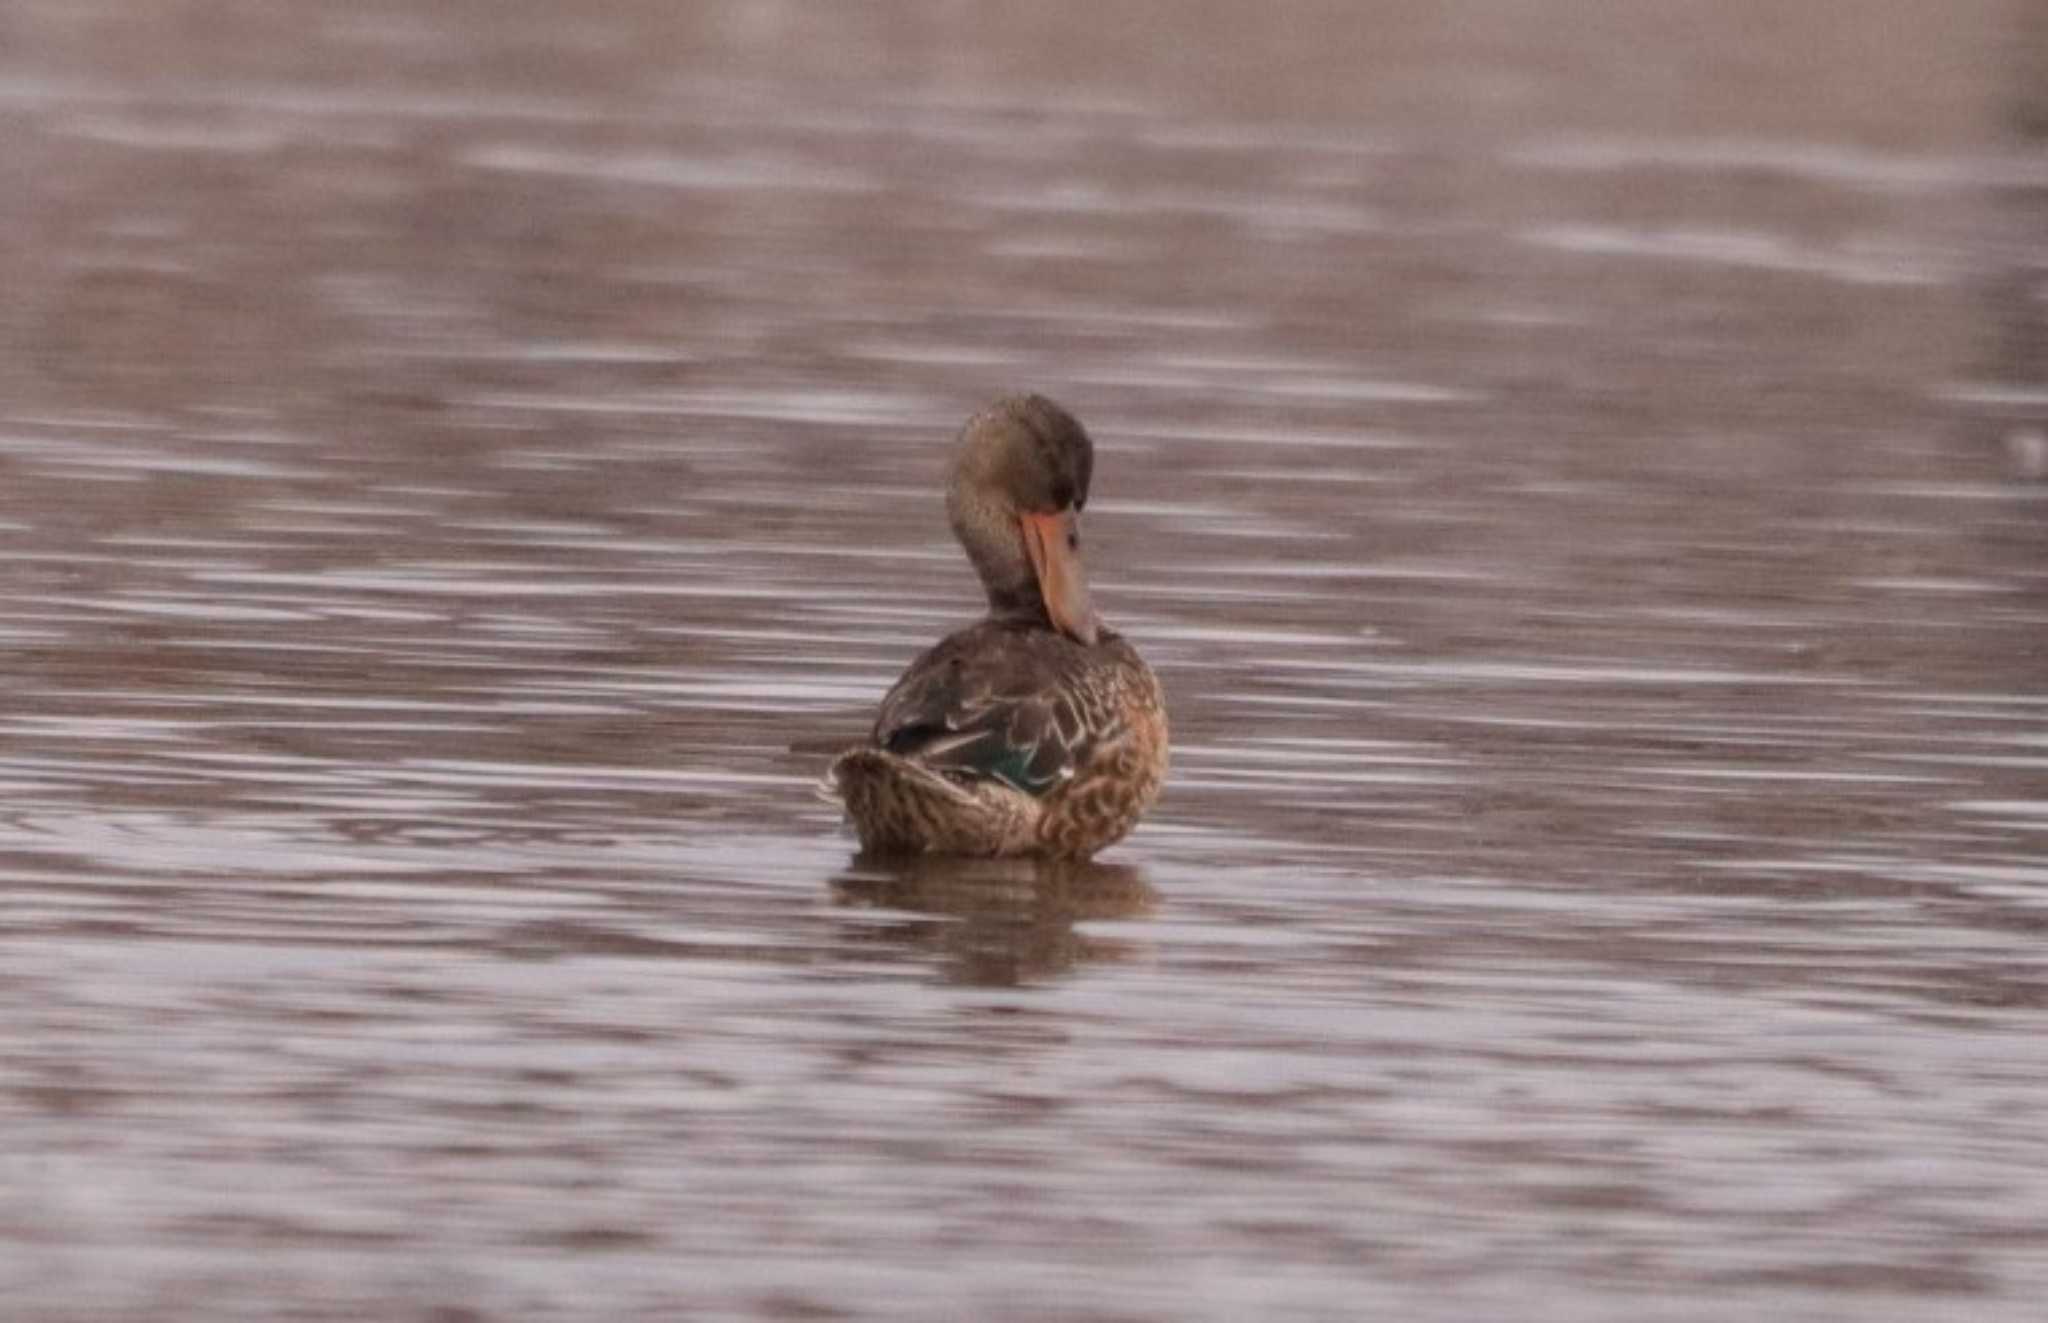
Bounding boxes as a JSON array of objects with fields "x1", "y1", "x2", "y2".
[
  {"x1": 947, "y1": 480, "x2": 1045, "y2": 624},
  {"x1": 986, "y1": 589, "x2": 1055, "y2": 630}
]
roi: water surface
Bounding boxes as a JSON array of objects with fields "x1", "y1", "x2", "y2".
[{"x1": 4, "y1": 3, "x2": 2047, "y2": 1320}]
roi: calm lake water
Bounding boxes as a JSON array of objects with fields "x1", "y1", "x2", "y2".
[{"x1": 4, "y1": 2, "x2": 2047, "y2": 1320}]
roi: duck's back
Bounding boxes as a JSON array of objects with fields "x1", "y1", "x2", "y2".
[{"x1": 835, "y1": 618, "x2": 1167, "y2": 858}]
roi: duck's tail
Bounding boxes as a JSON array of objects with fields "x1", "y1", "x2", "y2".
[{"x1": 826, "y1": 748, "x2": 1036, "y2": 856}]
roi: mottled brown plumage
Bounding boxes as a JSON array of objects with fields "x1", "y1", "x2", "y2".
[{"x1": 825, "y1": 395, "x2": 1169, "y2": 859}]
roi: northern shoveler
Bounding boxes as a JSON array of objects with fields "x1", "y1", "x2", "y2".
[{"x1": 827, "y1": 394, "x2": 1168, "y2": 859}]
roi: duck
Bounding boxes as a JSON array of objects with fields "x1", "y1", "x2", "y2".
[{"x1": 826, "y1": 394, "x2": 1168, "y2": 859}]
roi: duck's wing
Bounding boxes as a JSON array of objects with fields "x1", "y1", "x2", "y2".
[{"x1": 871, "y1": 625, "x2": 1099, "y2": 798}]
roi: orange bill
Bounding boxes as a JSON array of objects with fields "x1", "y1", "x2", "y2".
[{"x1": 1019, "y1": 509, "x2": 1099, "y2": 645}]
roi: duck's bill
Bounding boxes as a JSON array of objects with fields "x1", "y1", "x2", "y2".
[{"x1": 1020, "y1": 509, "x2": 1099, "y2": 645}]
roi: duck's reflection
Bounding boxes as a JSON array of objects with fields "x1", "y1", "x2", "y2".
[{"x1": 828, "y1": 854, "x2": 1158, "y2": 987}]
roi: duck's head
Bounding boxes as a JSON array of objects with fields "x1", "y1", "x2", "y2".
[{"x1": 946, "y1": 393, "x2": 1100, "y2": 645}]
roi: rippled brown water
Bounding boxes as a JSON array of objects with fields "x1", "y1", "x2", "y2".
[{"x1": 5, "y1": 2, "x2": 2048, "y2": 1320}]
